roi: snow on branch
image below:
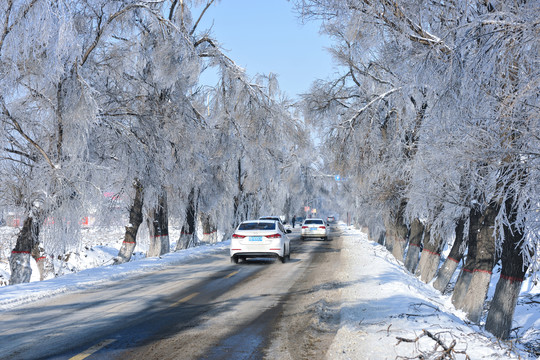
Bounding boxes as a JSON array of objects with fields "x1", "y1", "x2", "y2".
[
  {"x1": 81, "y1": 2, "x2": 188, "y2": 67},
  {"x1": 379, "y1": 0, "x2": 452, "y2": 55},
  {"x1": 0, "y1": 95, "x2": 56, "y2": 169},
  {"x1": 339, "y1": 87, "x2": 401, "y2": 129}
]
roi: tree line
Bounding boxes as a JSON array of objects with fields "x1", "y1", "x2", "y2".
[
  {"x1": 296, "y1": 0, "x2": 539, "y2": 340},
  {"x1": 0, "y1": 1, "x2": 311, "y2": 286},
  {"x1": 2, "y1": 0, "x2": 538, "y2": 342}
]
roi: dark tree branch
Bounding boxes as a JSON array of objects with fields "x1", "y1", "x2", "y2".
[
  {"x1": 0, "y1": 95, "x2": 55, "y2": 169},
  {"x1": 190, "y1": 0, "x2": 215, "y2": 36}
]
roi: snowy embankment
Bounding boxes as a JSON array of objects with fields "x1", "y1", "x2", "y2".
[
  {"x1": 328, "y1": 229, "x2": 539, "y2": 360},
  {"x1": 0, "y1": 226, "x2": 229, "y2": 309},
  {"x1": 0, "y1": 226, "x2": 538, "y2": 358}
]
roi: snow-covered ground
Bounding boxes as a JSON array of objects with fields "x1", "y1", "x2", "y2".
[
  {"x1": 328, "y1": 229, "x2": 540, "y2": 359},
  {"x1": 0, "y1": 225, "x2": 538, "y2": 359}
]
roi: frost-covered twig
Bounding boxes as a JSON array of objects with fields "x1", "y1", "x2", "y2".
[
  {"x1": 0, "y1": 95, "x2": 56, "y2": 169},
  {"x1": 339, "y1": 87, "x2": 401, "y2": 130}
]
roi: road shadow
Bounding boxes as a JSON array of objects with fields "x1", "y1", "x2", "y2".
[{"x1": 233, "y1": 258, "x2": 301, "y2": 265}]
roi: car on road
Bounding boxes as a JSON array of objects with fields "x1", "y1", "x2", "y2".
[
  {"x1": 326, "y1": 216, "x2": 336, "y2": 228},
  {"x1": 301, "y1": 218, "x2": 328, "y2": 241},
  {"x1": 231, "y1": 220, "x2": 291, "y2": 264},
  {"x1": 260, "y1": 215, "x2": 292, "y2": 231}
]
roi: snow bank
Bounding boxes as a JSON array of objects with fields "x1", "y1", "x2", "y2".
[
  {"x1": 326, "y1": 228, "x2": 538, "y2": 359},
  {"x1": 0, "y1": 234, "x2": 230, "y2": 310}
]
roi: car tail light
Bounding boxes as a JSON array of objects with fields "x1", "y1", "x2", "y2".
[
  {"x1": 232, "y1": 234, "x2": 245, "y2": 238},
  {"x1": 302, "y1": 226, "x2": 308, "y2": 229},
  {"x1": 319, "y1": 226, "x2": 326, "y2": 229},
  {"x1": 266, "y1": 233, "x2": 282, "y2": 238}
]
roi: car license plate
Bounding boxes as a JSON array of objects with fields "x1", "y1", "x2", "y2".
[
  {"x1": 310, "y1": 227, "x2": 317, "y2": 231},
  {"x1": 249, "y1": 236, "x2": 263, "y2": 242}
]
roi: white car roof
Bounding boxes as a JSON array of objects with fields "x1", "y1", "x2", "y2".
[{"x1": 243, "y1": 219, "x2": 276, "y2": 223}]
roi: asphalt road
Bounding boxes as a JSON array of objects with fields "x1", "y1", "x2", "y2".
[{"x1": 0, "y1": 227, "x2": 343, "y2": 360}]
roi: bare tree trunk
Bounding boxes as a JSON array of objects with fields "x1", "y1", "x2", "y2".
[
  {"x1": 385, "y1": 202, "x2": 408, "y2": 261},
  {"x1": 452, "y1": 208, "x2": 481, "y2": 309},
  {"x1": 282, "y1": 195, "x2": 291, "y2": 226},
  {"x1": 485, "y1": 274, "x2": 523, "y2": 339},
  {"x1": 368, "y1": 224, "x2": 385, "y2": 246},
  {"x1": 485, "y1": 199, "x2": 527, "y2": 339},
  {"x1": 9, "y1": 215, "x2": 40, "y2": 284},
  {"x1": 233, "y1": 159, "x2": 249, "y2": 227},
  {"x1": 31, "y1": 242, "x2": 53, "y2": 281},
  {"x1": 433, "y1": 217, "x2": 467, "y2": 292},
  {"x1": 201, "y1": 213, "x2": 217, "y2": 243},
  {"x1": 415, "y1": 224, "x2": 443, "y2": 283},
  {"x1": 461, "y1": 202, "x2": 498, "y2": 323},
  {"x1": 177, "y1": 188, "x2": 197, "y2": 250},
  {"x1": 116, "y1": 180, "x2": 144, "y2": 264},
  {"x1": 147, "y1": 192, "x2": 170, "y2": 257},
  {"x1": 377, "y1": 229, "x2": 386, "y2": 246},
  {"x1": 383, "y1": 218, "x2": 394, "y2": 253},
  {"x1": 392, "y1": 220, "x2": 408, "y2": 262},
  {"x1": 33, "y1": 257, "x2": 47, "y2": 281},
  {"x1": 404, "y1": 218, "x2": 424, "y2": 273},
  {"x1": 368, "y1": 226, "x2": 374, "y2": 242}
]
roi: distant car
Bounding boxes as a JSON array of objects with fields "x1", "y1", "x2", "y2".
[
  {"x1": 231, "y1": 220, "x2": 291, "y2": 264},
  {"x1": 259, "y1": 215, "x2": 294, "y2": 230},
  {"x1": 301, "y1": 218, "x2": 328, "y2": 240},
  {"x1": 326, "y1": 216, "x2": 337, "y2": 227}
]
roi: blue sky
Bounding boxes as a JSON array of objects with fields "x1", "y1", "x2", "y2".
[{"x1": 193, "y1": 0, "x2": 336, "y2": 99}]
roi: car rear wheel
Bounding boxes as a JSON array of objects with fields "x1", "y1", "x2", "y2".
[{"x1": 231, "y1": 255, "x2": 239, "y2": 264}]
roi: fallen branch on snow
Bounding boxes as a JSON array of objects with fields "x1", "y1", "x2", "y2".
[{"x1": 395, "y1": 329, "x2": 471, "y2": 360}]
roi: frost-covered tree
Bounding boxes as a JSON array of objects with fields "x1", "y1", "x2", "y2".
[
  {"x1": 0, "y1": 0, "x2": 207, "y2": 277},
  {"x1": 295, "y1": 0, "x2": 539, "y2": 338},
  {"x1": 202, "y1": 63, "x2": 307, "y2": 228},
  {"x1": 297, "y1": 0, "x2": 431, "y2": 263},
  {"x1": 1, "y1": 0, "x2": 105, "y2": 283},
  {"x1": 85, "y1": 0, "x2": 206, "y2": 261},
  {"x1": 1, "y1": 0, "x2": 309, "y2": 281},
  {"x1": 163, "y1": 1, "x2": 310, "y2": 248}
]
